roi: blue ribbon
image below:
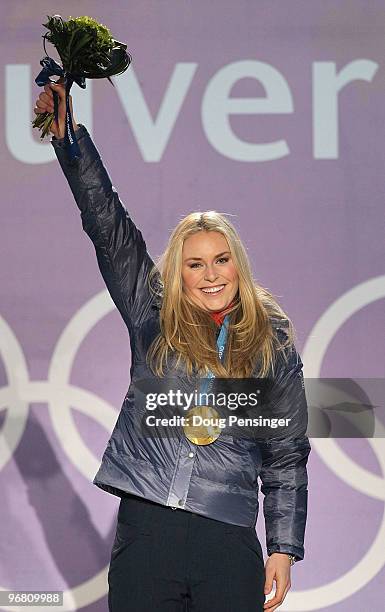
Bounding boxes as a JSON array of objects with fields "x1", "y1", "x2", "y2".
[
  {"x1": 35, "y1": 56, "x2": 86, "y2": 161},
  {"x1": 198, "y1": 314, "x2": 230, "y2": 402}
]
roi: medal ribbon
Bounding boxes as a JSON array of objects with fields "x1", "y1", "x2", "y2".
[{"x1": 197, "y1": 313, "x2": 230, "y2": 403}]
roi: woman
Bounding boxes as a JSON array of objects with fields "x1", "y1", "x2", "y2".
[{"x1": 34, "y1": 82, "x2": 311, "y2": 612}]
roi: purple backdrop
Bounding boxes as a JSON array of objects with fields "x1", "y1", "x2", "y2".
[{"x1": 0, "y1": 2, "x2": 384, "y2": 610}]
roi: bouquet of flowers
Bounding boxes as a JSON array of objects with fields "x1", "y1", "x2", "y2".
[{"x1": 33, "y1": 15, "x2": 132, "y2": 159}]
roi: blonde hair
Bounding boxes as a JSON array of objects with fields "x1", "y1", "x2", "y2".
[{"x1": 147, "y1": 211, "x2": 295, "y2": 379}]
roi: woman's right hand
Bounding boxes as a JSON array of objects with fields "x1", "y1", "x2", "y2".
[{"x1": 33, "y1": 79, "x2": 79, "y2": 139}]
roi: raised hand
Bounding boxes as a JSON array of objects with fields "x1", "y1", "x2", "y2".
[{"x1": 33, "y1": 79, "x2": 79, "y2": 139}]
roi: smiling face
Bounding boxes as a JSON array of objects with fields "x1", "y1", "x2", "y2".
[{"x1": 181, "y1": 231, "x2": 239, "y2": 312}]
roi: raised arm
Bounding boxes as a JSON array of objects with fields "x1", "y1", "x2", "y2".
[
  {"x1": 34, "y1": 82, "x2": 161, "y2": 334},
  {"x1": 258, "y1": 327, "x2": 311, "y2": 563}
]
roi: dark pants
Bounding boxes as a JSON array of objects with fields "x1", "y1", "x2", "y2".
[{"x1": 108, "y1": 492, "x2": 266, "y2": 611}]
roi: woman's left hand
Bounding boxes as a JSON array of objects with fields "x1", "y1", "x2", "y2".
[{"x1": 263, "y1": 553, "x2": 291, "y2": 610}]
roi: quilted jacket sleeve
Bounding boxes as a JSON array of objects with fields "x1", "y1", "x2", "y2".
[
  {"x1": 51, "y1": 124, "x2": 160, "y2": 334},
  {"x1": 258, "y1": 327, "x2": 311, "y2": 562}
]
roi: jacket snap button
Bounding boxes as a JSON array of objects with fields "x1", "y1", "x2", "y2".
[
  {"x1": 178, "y1": 499, "x2": 184, "y2": 506},
  {"x1": 188, "y1": 452, "x2": 194, "y2": 458}
]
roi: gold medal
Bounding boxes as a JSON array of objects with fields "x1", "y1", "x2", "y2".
[{"x1": 182, "y1": 405, "x2": 222, "y2": 445}]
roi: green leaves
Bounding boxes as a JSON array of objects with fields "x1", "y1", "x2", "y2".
[
  {"x1": 32, "y1": 15, "x2": 131, "y2": 139},
  {"x1": 41, "y1": 14, "x2": 131, "y2": 79}
]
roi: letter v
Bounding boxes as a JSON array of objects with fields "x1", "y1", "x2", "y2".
[{"x1": 113, "y1": 63, "x2": 198, "y2": 162}]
